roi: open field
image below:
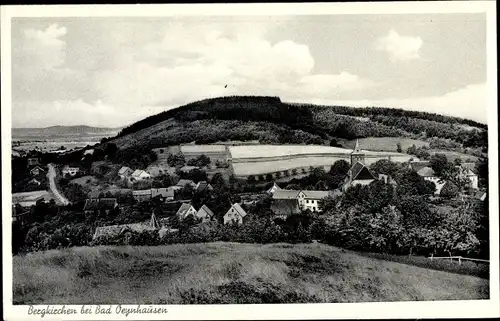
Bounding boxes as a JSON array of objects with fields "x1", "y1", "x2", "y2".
[
  {"x1": 12, "y1": 190, "x2": 56, "y2": 207},
  {"x1": 344, "y1": 137, "x2": 430, "y2": 152},
  {"x1": 430, "y1": 149, "x2": 479, "y2": 162},
  {"x1": 13, "y1": 242, "x2": 488, "y2": 304}
]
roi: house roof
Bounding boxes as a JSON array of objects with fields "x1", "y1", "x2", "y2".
[
  {"x1": 409, "y1": 161, "x2": 430, "y2": 172},
  {"x1": 417, "y1": 166, "x2": 436, "y2": 177},
  {"x1": 474, "y1": 190, "x2": 487, "y2": 200},
  {"x1": 272, "y1": 189, "x2": 301, "y2": 200},
  {"x1": 151, "y1": 188, "x2": 175, "y2": 198},
  {"x1": 30, "y1": 166, "x2": 45, "y2": 172},
  {"x1": 349, "y1": 162, "x2": 376, "y2": 181},
  {"x1": 228, "y1": 203, "x2": 248, "y2": 218},
  {"x1": 93, "y1": 223, "x2": 156, "y2": 239},
  {"x1": 267, "y1": 182, "x2": 282, "y2": 194},
  {"x1": 271, "y1": 199, "x2": 301, "y2": 215},
  {"x1": 300, "y1": 190, "x2": 329, "y2": 199},
  {"x1": 176, "y1": 203, "x2": 196, "y2": 217},
  {"x1": 461, "y1": 162, "x2": 476, "y2": 171},
  {"x1": 195, "y1": 181, "x2": 213, "y2": 192},
  {"x1": 131, "y1": 169, "x2": 149, "y2": 178},
  {"x1": 197, "y1": 204, "x2": 214, "y2": 218},
  {"x1": 180, "y1": 166, "x2": 200, "y2": 172},
  {"x1": 176, "y1": 179, "x2": 196, "y2": 187},
  {"x1": 118, "y1": 166, "x2": 132, "y2": 175},
  {"x1": 132, "y1": 189, "x2": 151, "y2": 196}
]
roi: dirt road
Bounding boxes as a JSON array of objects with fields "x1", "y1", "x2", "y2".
[{"x1": 47, "y1": 163, "x2": 70, "y2": 205}]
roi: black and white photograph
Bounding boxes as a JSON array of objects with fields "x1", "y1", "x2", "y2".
[{"x1": 1, "y1": 2, "x2": 498, "y2": 320}]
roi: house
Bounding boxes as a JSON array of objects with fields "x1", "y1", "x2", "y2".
[
  {"x1": 196, "y1": 205, "x2": 215, "y2": 222},
  {"x1": 30, "y1": 166, "x2": 45, "y2": 176},
  {"x1": 266, "y1": 182, "x2": 282, "y2": 195},
  {"x1": 195, "y1": 181, "x2": 214, "y2": 193},
  {"x1": 27, "y1": 157, "x2": 40, "y2": 167},
  {"x1": 343, "y1": 161, "x2": 377, "y2": 191},
  {"x1": 83, "y1": 197, "x2": 118, "y2": 214},
  {"x1": 270, "y1": 198, "x2": 301, "y2": 220},
  {"x1": 176, "y1": 203, "x2": 197, "y2": 220},
  {"x1": 416, "y1": 166, "x2": 446, "y2": 195},
  {"x1": 297, "y1": 190, "x2": 329, "y2": 212},
  {"x1": 272, "y1": 189, "x2": 301, "y2": 200},
  {"x1": 83, "y1": 149, "x2": 94, "y2": 155},
  {"x1": 223, "y1": 203, "x2": 248, "y2": 225},
  {"x1": 473, "y1": 190, "x2": 487, "y2": 202},
  {"x1": 176, "y1": 179, "x2": 196, "y2": 189},
  {"x1": 129, "y1": 169, "x2": 151, "y2": 182},
  {"x1": 378, "y1": 174, "x2": 397, "y2": 186},
  {"x1": 151, "y1": 187, "x2": 175, "y2": 201},
  {"x1": 62, "y1": 165, "x2": 80, "y2": 177},
  {"x1": 132, "y1": 189, "x2": 152, "y2": 202},
  {"x1": 118, "y1": 166, "x2": 134, "y2": 179},
  {"x1": 408, "y1": 160, "x2": 431, "y2": 172},
  {"x1": 458, "y1": 163, "x2": 479, "y2": 190}
]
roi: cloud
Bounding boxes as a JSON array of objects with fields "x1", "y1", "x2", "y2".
[
  {"x1": 376, "y1": 29, "x2": 423, "y2": 61},
  {"x1": 21, "y1": 23, "x2": 68, "y2": 69},
  {"x1": 289, "y1": 83, "x2": 488, "y2": 124}
]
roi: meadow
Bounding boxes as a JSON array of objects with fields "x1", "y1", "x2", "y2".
[
  {"x1": 344, "y1": 137, "x2": 430, "y2": 152},
  {"x1": 13, "y1": 242, "x2": 488, "y2": 304}
]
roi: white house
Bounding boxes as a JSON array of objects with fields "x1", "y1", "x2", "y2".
[
  {"x1": 223, "y1": 203, "x2": 248, "y2": 225},
  {"x1": 118, "y1": 166, "x2": 134, "y2": 179},
  {"x1": 266, "y1": 182, "x2": 282, "y2": 195},
  {"x1": 176, "y1": 203, "x2": 197, "y2": 220},
  {"x1": 196, "y1": 205, "x2": 215, "y2": 222},
  {"x1": 62, "y1": 165, "x2": 80, "y2": 177},
  {"x1": 129, "y1": 169, "x2": 151, "y2": 182},
  {"x1": 458, "y1": 163, "x2": 479, "y2": 190},
  {"x1": 416, "y1": 166, "x2": 446, "y2": 195},
  {"x1": 297, "y1": 190, "x2": 330, "y2": 212}
]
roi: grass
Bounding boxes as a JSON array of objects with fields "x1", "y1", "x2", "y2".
[
  {"x1": 345, "y1": 137, "x2": 429, "y2": 152},
  {"x1": 13, "y1": 242, "x2": 488, "y2": 305}
]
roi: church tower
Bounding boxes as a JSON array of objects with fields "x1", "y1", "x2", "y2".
[{"x1": 350, "y1": 139, "x2": 365, "y2": 165}]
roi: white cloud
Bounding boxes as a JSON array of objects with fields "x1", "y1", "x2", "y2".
[
  {"x1": 376, "y1": 29, "x2": 423, "y2": 61},
  {"x1": 289, "y1": 83, "x2": 488, "y2": 124},
  {"x1": 21, "y1": 23, "x2": 68, "y2": 69}
]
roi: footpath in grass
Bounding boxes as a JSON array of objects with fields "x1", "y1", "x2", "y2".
[{"x1": 13, "y1": 242, "x2": 489, "y2": 305}]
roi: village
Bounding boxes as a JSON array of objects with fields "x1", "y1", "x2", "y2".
[{"x1": 12, "y1": 139, "x2": 487, "y2": 246}]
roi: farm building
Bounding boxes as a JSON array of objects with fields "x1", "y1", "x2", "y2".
[
  {"x1": 415, "y1": 167, "x2": 446, "y2": 195},
  {"x1": 176, "y1": 179, "x2": 197, "y2": 189},
  {"x1": 196, "y1": 205, "x2": 215, "y2": 222},
  {"x1": 83, "y1": 198, "x2": 118, "y2": 214},
  {"x1": 151, "y1": 187, "x2": 175, "y2": 201},
  {"x1": 132, "y1": 189, "x2": 152, "y2": 202},
  {"x1": 270, "y1": 198, "x2": 301, "y2": 220},
  {"x1": 176, "y1": 203, "x2": 197, "y2": 220},
  {"x1": 129, "y1": 169, "x2": 151, "y2": 182},
  {"x1": 118, "y1": 166, "x2": 134, "y2": 179},
  {"x1": 195, "y1": 181, "x2": 214, "y2": 193},
  {"x1": 223, "y1": 203, "x2": 248, "y2": 225},
  {"x1": 297, "y1": 190, "x2": 330, "y2": 212}
]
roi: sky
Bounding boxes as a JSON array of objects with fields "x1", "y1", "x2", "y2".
[{"x1": 10, "y1": 14, "x2": 488, "y2": 128}]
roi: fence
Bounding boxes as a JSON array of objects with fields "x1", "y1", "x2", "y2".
[{"x1": 429, "y1": 254, "x2": 489, "y2": 265}]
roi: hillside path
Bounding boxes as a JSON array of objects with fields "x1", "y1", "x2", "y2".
[{"x1": 47, "y1": 163, "x2": 70, "y2": 205}]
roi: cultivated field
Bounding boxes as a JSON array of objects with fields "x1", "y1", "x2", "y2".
[
  {"x1": 344, "y1": 137, "x2": 430, "y2": 152},
  {"x1": 13, "y1": 242, "x2": 488, "y2": 304}
]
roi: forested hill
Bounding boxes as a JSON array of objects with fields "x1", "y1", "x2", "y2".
[{"x1": 109, "y1": 95, "x2": 487, "y2": 150}]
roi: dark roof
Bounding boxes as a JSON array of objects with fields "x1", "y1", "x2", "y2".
[
  {"x1": 349, "y1": 162, "x2": 376, "y2": 181},
  {"x1": 300, "y1": 190, "x2": 329, "y2": 199},
  {"x1": 195, "y1": 181, "x2": 213, "y2": 192},
  {"x1": 271, "y1": 199, "x2": 301, "y2": 216},
  {"x1": 272, "y1": 190, "x2": 300, "y2": 200}
]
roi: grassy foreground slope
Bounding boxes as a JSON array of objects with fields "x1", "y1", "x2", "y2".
[{"x1": 13, "y1": 242, "x2": 488, "y2": 304}]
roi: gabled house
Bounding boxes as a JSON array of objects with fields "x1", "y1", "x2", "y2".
[
  {"x1": 272, "y1": 189, "x2": 301, "y2": 200},
  {"x1": 118, "y1": 166, "x2": 134, "y2": 179},
  {"x1": 132, "y1": 189, "x2": 152, "y2": 202},
  {"x1": 84, "y1": 197, "x2": 118, "y2": 215},
  {"x1": 297, "y1": 190, "x2": 329, "y2": 212},
  {"x1": 195, "y1": 181, "x2": 214, "y2": 193},
  {"x1": 62, "y1": 165, "x2": 80, "y2": 177},
  {"x1": 196, "y1": 204, "x2": 215, "y2": 222},
  {"x1": 176, "y1": 179, "x2": 196, "y2": 189},
  {"x1": 30, "y1": 166, "x2": 45, "y2": 176},
  {"x1": 270, "y1": 199, "x2": 301, "y2": 220},
  {"x1": 151, "y1": 188, "x2": 175, "y2": 201},
  {"x1": 176, "y1": 203, "x2": 197, "y2": 220},
  {"x1": 342, "y1": 161, "x2": 377, "y2": 191},
  {"x1": 129, "y1": 169, "x2": 151, "y2": 182},
  {"x1": 458, "y1": 163, "x2": 479, "y2": 190},
  {"x1": 267, "y1": 182, "x2": 282, "y2": 195},
  {"x1": 223, "y1": 203, "x2": 248, "y2": 225}
]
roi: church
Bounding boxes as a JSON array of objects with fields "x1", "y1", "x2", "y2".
[{"x1": 342, "y1": 140, "x2": 378, "y2": 191}]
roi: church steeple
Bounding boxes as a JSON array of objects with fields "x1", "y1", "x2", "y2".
[{"x1": 350, "y1": 139, "x2": 365, "y2": 166}]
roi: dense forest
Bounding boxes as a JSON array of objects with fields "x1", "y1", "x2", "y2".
[{"x1": 105, "y1": 95, "x2": 487, "y2": 151}]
